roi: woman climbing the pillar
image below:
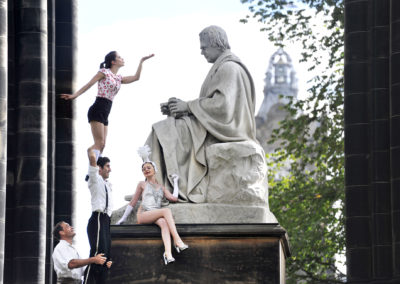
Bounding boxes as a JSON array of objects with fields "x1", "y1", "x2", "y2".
[
  {"x1": 116, "y1": 145, "x2": 189, "y2": 265},
  {"x1": 60, "y1": 51, "x2": 154, "y2": 167}
]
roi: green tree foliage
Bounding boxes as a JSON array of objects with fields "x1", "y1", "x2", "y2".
[{"x1": 240, "y1": 0, "x2": 345, "y2": 283}]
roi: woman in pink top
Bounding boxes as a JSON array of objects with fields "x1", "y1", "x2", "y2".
[{"x1": 61, "y1": 51, "x2": 154, "y2": 161}]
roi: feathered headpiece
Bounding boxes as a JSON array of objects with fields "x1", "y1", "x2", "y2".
[{"x1": 137, "y1": 145, "x2": 158, "y2": 172}]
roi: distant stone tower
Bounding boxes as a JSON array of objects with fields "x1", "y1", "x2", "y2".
[{"x1": 256, "y1": 48, "x2": 298, "y2": 152}]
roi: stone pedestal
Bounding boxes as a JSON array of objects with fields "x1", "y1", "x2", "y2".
[
  {"x1": 112, "y1": 203, "x2": 278, "y2": 224},
  {"x1": 107, "y1": 224, "x2": 290, "y2": 284}
]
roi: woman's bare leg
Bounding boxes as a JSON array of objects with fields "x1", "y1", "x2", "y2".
[
  {"x1": 155, "y1": 218, "x2": 173, "y2": 259},
  {"x1": 102, "y1": 125, "x2": 108, "y2": 153},
  {"x1": 137, "y1": 208, "x2": 184, "y2": 246},
  {"x1": 89, "y1": 121, "x2": 106, "y2": 152}
]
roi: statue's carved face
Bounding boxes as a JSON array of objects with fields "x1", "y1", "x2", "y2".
[{"x1": 200, "y1": 35, "x2": 223, "y2": 63}]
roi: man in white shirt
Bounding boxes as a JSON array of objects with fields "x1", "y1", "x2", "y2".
[
  {"x1": 84, "y1": 149, "x2": 113, "y2": 284},
  {"x1": 52, "y1": 221, "x2": 111, "y2": 284}
]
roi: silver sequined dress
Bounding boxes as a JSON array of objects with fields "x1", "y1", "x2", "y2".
[{"x1": 141, "y1": 182, "x2": 164, "y2": 211}]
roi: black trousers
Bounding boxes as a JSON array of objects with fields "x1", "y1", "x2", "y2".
[
  {"x1": 57, "y1": 278, "x2": 81, "y2": 284},
  {"x1": 84, "y1": 212, "x2": 111, "y2": 284}
]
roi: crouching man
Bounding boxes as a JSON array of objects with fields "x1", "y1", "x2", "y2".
[{"x1": 52, "y1": 221, "x2": 112, "y2": 284}]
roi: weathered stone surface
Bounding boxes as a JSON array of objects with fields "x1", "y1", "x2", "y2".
[
  {"x1": 206, "y1": 140, "x2": 268, "y2": 205},
  {"x1": 108, "y1": 224, "x2": 289, "y2": 284},
  {"x1": 112, "y1": 203, "x2": 277, "y2": 224},
  {"x1": 112, "y1": 140, "x2": 277, "y2": 224}
]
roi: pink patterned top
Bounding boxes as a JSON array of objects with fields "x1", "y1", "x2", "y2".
[{"x1": 97, "y1": 68, "x2": 123, "y2": 101}]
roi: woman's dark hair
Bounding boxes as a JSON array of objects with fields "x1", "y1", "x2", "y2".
[{"x1": 99, "y1": 51, "x2": 117, "y2": 69}]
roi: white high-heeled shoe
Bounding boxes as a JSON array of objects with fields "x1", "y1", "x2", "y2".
[
  {"x1": 174, "y1": 243, "x2": 189, "y2": 253},
  {"x1": 163, "y1": 252, "x2": 175, "y2": 265}
]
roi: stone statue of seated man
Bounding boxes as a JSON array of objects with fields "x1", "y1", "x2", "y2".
[{"x1": 113, "y1": 25, "x2": 277, "y2": 224}]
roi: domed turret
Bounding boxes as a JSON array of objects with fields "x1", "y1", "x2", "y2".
[{"x1": 256, "y1": 48, "x2": 298, "y2": 152}]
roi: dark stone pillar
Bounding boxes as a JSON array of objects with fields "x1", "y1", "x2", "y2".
[
  {"x1": 345, "y1": 0, "x2": 400, "y2": 282},
  {"x1": 54, "y1": 0, "x2": 76, "y2": 227},
  {"x1": 344, "y1": 0, "x2": 371, "y2": 280},
  {"x1": 12, "y1": 0, "x2": 48, "y2": 282},
  {"x1": 390, "y1": 0, "x2": 400, "y2": 278},
  {"x1": 0, "y1": 0, "x2": 7, "y2": 283},
  {"x1": 368, "y1": 0, "x2": 392, "y2": 279},
  {"x1": 46, "y1": 0, "x2": 55, "y2": 283},
  {"x1": 3, "y1": 1, "x2": 76, "y2": 282},
  {"x1": 4, "y1": 0, "x2": 16, "y2": 282}
]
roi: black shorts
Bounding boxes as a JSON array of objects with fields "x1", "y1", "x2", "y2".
[{"x1": 87, "y1": 97, "x2": 112, "y2": 126}]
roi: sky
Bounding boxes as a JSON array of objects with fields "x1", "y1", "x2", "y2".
[{"x1": 73, "y1": 0, "x2": 306, "y2": 256}]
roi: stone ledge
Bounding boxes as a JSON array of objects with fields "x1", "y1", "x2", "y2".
[
  {"x1": 109, "y1": 223, "x2": 291, "y2": 283},
  {"x1": 111, "y1": 223, "x2": 291, "y2": 258},
  {"x1": 112, "y1": 203, "x2": 278, "y2": 224}
]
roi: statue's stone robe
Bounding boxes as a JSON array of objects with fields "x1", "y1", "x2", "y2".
[{"x1": 146, "y1": 50, "x2": 258, "y2": 203}]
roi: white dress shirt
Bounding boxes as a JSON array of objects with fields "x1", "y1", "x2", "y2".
[
  {"x1": 88, "y1": 165, "x2": 113, "y2": 216},
  {"x1": 52, "y1": 240, "x2": 85, "y2": 280}
]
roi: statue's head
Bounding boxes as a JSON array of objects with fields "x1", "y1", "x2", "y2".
[
  {"x1": 200, "y1": 26, "x2": 231, "y2": 50},
  {"x1": 199, "y1": 26, "x2": 230, "y2": 63}
]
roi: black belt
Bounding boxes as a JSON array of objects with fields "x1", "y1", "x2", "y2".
[{"x1": 92, "y1": 211, "x2": 109, "y2": 215}]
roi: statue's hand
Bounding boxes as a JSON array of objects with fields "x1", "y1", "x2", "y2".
[
  {"x1": 160, "y1": 102, "x2": 170, "y2": 116},
  {"x1": 169, "y1": 99, "x2": 189, "y2": 117}
]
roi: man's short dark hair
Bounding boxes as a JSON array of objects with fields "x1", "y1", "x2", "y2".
[
  {"x1": 97, "y1": 157, "x2": 110, "y2": 168},
  {"x1": 53, "y1": 221, "x2": 64, "y2": 240}
]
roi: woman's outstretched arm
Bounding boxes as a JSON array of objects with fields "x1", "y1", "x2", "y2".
[
  {"x1": 60, "y1": 71, "x2": 105, "y2": 100},
  {"x1": 121, "y1": 54, "x2": 154, "y2": 84}
]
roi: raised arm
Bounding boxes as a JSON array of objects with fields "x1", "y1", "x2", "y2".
[
  {"x1": 68, "y1": 253, "x2": 107, "y2": 269},
  {"x1": 164, "y1": 174, "x2": 179, "y2": 202},
  {"x1": 60, "y1": 71, "x2": 105, "y2": 100},
  {"x1": 121, "y1": 54, "x2": 154, "y2": 84},
  {"x1": 87, "y1": 148, "x2": 97, "y2": 167}
]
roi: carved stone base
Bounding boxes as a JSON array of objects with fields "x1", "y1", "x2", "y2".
[
  {"x1": 107, "y1": 224, "x2": 290, "y2": 284},
  {"x1": 111, "y1": 203, "x2": 278, "y2": 224}
]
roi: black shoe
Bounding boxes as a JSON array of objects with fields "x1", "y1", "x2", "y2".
[{"x1": 85, "y1": 175, "x2": 89, "y2": 182}]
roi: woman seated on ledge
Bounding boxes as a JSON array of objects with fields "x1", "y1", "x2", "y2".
[{"x1": 116, "y1": 146, "x2": 188, "y2": 265}]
